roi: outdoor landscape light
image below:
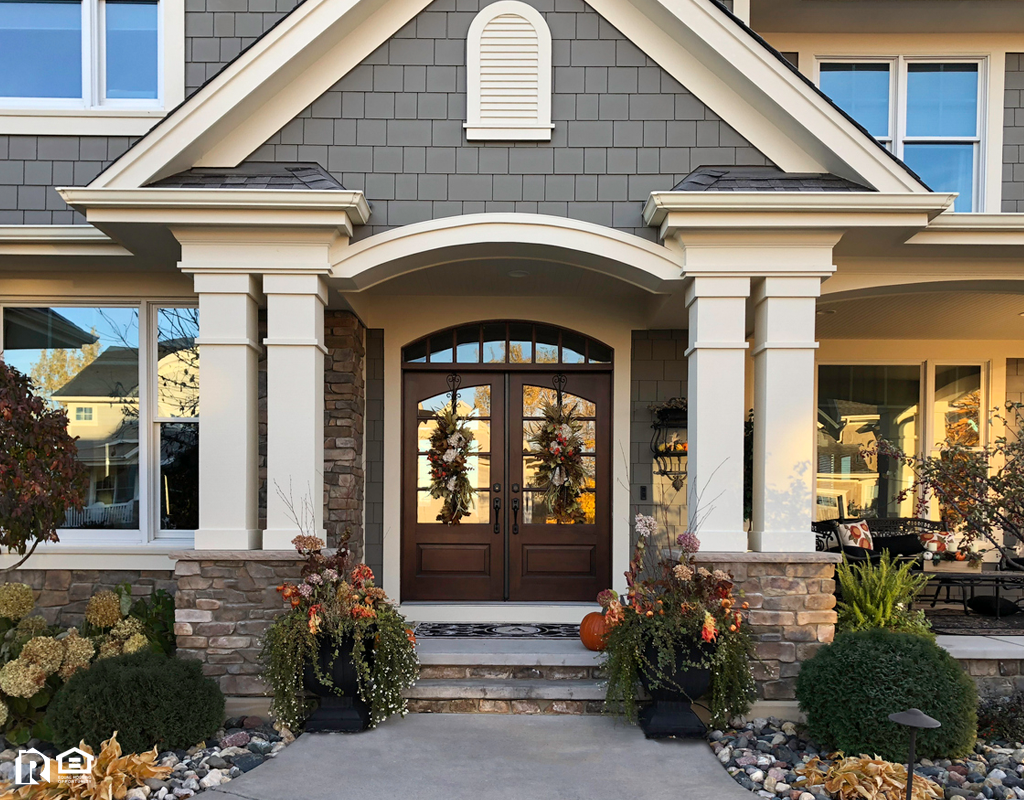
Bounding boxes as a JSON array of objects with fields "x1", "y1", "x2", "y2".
[{"x1": 888, "y1": 708, "x2": 941, "y2": 799}]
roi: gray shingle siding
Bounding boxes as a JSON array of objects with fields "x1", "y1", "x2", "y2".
[
  {"x1": 185, "y1": 0, "x2": 304, "y2": 97},
  {"x1": 1004, "y1": 53, "x2": 1024, "y2": 213},
  {"x1": 251, "y1": 0, "x2": 772, "y2": 239},
  {"x1": 0, "y1": 135, "x2": 134, "y2": 224}
]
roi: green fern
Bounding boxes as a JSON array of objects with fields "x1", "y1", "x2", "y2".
[{"x1": 835, "y1": 552, "x2": 933, "y2": 637}]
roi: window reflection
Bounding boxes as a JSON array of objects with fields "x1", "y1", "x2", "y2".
[
  {"x1": 934, "y1": 365, "x2": 981, "y2": 447},
  {"x1": 157, "y1": 308, "x2": 199, "y2": 531},
  {"x1": 2, "y1": 307, "x2": 140, "y2": 529},
  {"x1": 816, "y1": 365, "x2": 920, "y2": 520}
]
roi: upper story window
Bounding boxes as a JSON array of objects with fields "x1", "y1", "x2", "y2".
[
  {"x1": 0, "y1": 0, "x2": 159, "y2": 107},
  {"x1": 465, "y1": 0, "x2": 553, "y2": 142},
  {"x1": 819, "y1": 58, "x2": 984, "y2": 212}
]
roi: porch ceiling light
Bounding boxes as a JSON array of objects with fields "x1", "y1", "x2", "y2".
[
  {"x1": 507, "y1": 270, "x2": 531, "y2": 278},
  {"x1": 816, "y1": 308, "x2": 837, "y2": 315}
]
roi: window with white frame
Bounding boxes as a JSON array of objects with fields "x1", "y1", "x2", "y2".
[
  {"x1": 818, "y1": 58, "x2": 984, "y2": 212},
  {"x1": 0, "y1": 0, "x2": 160, "y2": 108},
  {"x1": 0, "y1": 303, "x2": 198, "y2": 543},
  {"x1": 815, "y1": 360, "x2": 986, "y2": 521},
  {"x1": 465, "y1": 0, "x2": 553, "y2": 141}
]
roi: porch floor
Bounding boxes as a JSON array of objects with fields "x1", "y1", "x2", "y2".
[{"x1": 205, "y1": 715, "x2": 755, "y2": 800}]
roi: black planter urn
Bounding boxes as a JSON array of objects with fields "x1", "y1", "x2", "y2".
[
  {"x1": 302, "y1": 634, "x2": 372, "y2": 733},
  {"x1": 637, "y1": 640, "x2": 711, "y2": 739}
]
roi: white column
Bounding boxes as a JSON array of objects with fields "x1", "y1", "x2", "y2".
[
  {"x1": 685, "y1": 276, "x2": 750, "y2": 551},
  {"x1": 193, "y1": 273, "x2": 261, "y2": 549},
  {"x1": 263, "y1": 273, "x2": 327, "y2": 549},
  {"x1": 750, "y1": 276, "x2": 820, "y2": 552}
]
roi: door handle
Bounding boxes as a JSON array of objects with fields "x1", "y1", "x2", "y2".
[
  {"x1": 511, "y1": 498, "x2": 520, "y2": 535},
  {"x1": 492, "y1": 496, "x2": 501, "y2": 535}
]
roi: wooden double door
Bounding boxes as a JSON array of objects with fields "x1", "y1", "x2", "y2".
[{"x1": 402, "y1": 370, "x2": 611, "y2": 602}]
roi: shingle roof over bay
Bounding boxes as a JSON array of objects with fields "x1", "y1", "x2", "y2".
[
  {"x1": 147, "y1": 162, "x2": 344, "y2": 190},
  {"x1": 673, "y1": 166, "x2": 872, "y2": 192}
]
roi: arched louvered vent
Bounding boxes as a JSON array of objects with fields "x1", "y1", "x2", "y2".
[{"x1": 465, "y1": 1, "x2": 553, "y2": 141}]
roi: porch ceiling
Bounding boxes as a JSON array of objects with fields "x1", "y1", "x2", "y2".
[{"x1": 816, "y1": 289, "x2": 1024, "y2": 339}]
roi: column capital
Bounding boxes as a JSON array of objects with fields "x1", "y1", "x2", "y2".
[
  {"x1": 752, "y1": 275, "x2": 824, "y2": 304},
  {"x1": 262, "y1": 272, "x2": 328, "y2": 302},
  {"x1": 684, "y1": 275, "x2": 751, "y2": 305}
]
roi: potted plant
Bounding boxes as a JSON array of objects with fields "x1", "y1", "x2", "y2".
[
  {"x1": 600, "y1": 515, "x2": 754, "y2": 738},
  {"x1": 260, "y1": 535, "x2": 419, "y2": 733}
]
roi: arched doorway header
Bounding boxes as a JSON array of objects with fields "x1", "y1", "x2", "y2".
[{"x1": 402, "y1": 320, "x2": 613, "y2": 367}]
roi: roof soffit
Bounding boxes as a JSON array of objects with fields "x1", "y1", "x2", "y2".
[{"x1": 87, "y1": 0, "x2": 928, "y2": 195}]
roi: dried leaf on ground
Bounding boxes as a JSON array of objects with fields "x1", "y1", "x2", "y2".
[{"x1": 795, "y1": 755, "x2": 942, "y2": 800}]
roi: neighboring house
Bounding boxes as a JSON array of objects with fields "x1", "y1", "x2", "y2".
[{"x1": 1, "y1": 0, "x2": 1023, "y2": 708}]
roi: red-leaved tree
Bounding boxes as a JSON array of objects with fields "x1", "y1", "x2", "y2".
[{"x1": 0, "y1": 361, "x2": 88, "y2": 570}]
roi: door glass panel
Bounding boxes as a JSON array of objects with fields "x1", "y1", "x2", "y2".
[
  {"x1": 456, "y1": 326, "x2": 480, "y2": 363},
  {"x1": 522, "y1": 491, "x2": 595, "y2": 525},
  {"x1": 428, "y1": 332, "x2": 454, "y2": 363},
  {"x1": 418, "y1": 490, "x2": 489, "y2": 523},
  {"x1": 417, "y1": 455, "x2": 490, "y2": 489},
  {"x1": 535, "y1": 326, "x2": 559, "y2": 364},
  {"x1": 579, "y1": 420, "x2": 596, "y2": 453},
  {"x1": 482, "y1": 323, "x2": 506, "y2": 363},
  {"x1": 934, "y1": 365, "x2": 981, "y2": 447},
  {"x1": 463, "y1": 418, "x2": 491, "y2": 451},
  {"x1": 523, "y1": 387, "x2": 596, "y2": 418},
  {"x1": 418, "y1": 385, "x2": 491, "y2": 417},
  {"x1": 562, "y1": 331, "x2": 586, "y2": 364},
  {"x1": 588, "y1": 341, "x2": 612, "y2": 364},
  {"x1": 509, "y1": 323, "x2": 533, "y2": 363},
  {"x1": 405, "y1": 339, "x2": 427, "y2": 363}
]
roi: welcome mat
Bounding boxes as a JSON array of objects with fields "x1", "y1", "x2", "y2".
[
  {"x1": 413, "y1": 623, "x2": 581, "y2": 639},
  {"x1": 925, "y1": 608, "x2": 1024, "y2": 636}
]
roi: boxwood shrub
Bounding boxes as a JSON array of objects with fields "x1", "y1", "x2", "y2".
[
  {"x1": 796, "y1": 629, "x2": 976, "y2": 761},
  {"x1": 45, "y1": 650, "x2": 224, "y2": 754}
]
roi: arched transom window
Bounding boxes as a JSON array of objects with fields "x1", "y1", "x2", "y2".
[
  {"x1": 465, "y1": 0, "x2": 553, "y2": 141},
  {"x1": 403, "y1": 322, "x2": 612, "y2": 365}
]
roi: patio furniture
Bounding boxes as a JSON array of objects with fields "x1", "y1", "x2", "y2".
[
  {"x1": 913, "y1": 569, "x2": 1024, "y2": 619},
  {"x1": 811, "y1": 517, "x2": 943, "y2": 562}
]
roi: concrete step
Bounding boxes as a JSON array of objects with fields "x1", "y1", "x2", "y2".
[
  {"x1": 407, "y1": 678, "x2": 606, "y2": 701},
  {"x1": 416, "y1": 638, "x2": 602, "y2": 667}
]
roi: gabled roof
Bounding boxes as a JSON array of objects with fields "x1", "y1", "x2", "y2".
[
  {"x1": 148, "y1": 162, "x2": 344, "y2": 190},
  {"x1": 86, "y1": 0, "x2": 929, "y2": 196},
  {"x1": 674, "y1": 166, "x2": 871, "y2": 193}
]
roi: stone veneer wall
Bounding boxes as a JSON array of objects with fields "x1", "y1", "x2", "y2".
[
  {"x1": 3, "y1": 569, "x2": 175, "y2": 627},
  {"x1": 173, "y1": 552, "x2": 303, "y2": 697},
  {"x1": 962, "y1": 660, "x2": 1024, "y2": 697},
  {"x1": 324, "y1": 311, "x2": 367, "y2": 557},
  {"x1": 694, "y1": 553, "x2": 839, "y2": 703}
]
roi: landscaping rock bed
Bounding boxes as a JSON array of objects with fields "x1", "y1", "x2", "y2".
[
  {"x1": 710, "y1": 717, "x2": 1024, "y2": 800},
  {"x1": 0, "y1": 715, "x2": 294, "y2": 796}
]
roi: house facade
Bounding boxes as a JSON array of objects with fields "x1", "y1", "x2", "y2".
[{"x1": 1, "y1": 0, "x2": 1023, "y2": 708}]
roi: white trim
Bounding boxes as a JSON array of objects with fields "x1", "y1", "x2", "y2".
[
  {"x1": 0, "y1": 225, "x2": 130, "y2": 256},
  {"x1": 84, "y1": 0, "x2": 927, "y2": 193},
  {"x1": 0, "y1": 0, "x2": 183, "y2": 136},
  {"x1": 0, "y1": 550, "x2": 179, "y2": 571},
  {"x1": 465, "y1": 1, "x2": 553, "y2": 142}
]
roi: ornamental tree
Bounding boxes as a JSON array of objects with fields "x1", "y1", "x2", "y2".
[
  {"x1": 0, "y1": 361, "x2": 87, "y2": 569},
  {"x1": 868, "y1": 402, "x2": 1024, "y2": 567}
]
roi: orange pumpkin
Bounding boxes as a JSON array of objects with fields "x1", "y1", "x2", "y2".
[{"x1": 580, "y1": 611, "x2": 609, "y2": 651}]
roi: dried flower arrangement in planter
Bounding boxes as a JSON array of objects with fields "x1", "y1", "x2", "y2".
[
  {"x1": 261, "y1": 535, "x2": 419, "y2": 732},
  {"x1": 599, "y1": 515, "x2": 754, "y2": 737}
]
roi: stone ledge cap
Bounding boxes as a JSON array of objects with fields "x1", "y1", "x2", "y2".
[
  {"x1": 689, "y1": 551, "x2": 841, "y2": 563},
  {"x1": 170, "y1": 549, "x2": 328, "y2": 561}
]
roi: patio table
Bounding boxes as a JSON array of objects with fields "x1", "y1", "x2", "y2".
[{"x1": 912, "y1": 569, "x2": 1024, "y2": 618}]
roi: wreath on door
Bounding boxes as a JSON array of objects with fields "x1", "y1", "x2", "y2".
[
  {"x1": 527, "y1": 379, "x2": 592, "y2": 524},
  {"x1": 427, "y1": 383, "x2": 477, "y2": 525}
]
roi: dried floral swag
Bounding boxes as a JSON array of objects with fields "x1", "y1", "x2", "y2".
[
  {"x1": 427, "y1": 405, "x2": 477, "y2": 525},
  {"x1": 527, "y1": 400, "x2": 592, "y2": 524}
]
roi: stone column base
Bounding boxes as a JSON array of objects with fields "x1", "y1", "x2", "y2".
[
  {"x1": 693, "y1": 552, "x2": 840, "y2": 703},
  {"x1": 171, "y1": 551, "x2": 305, "y2": 697}
]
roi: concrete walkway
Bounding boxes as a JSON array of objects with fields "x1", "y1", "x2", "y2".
[{"x1": 208, "y1": 714, "x2": 752, "y2": 800}]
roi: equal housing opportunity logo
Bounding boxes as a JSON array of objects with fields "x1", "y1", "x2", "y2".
[{"x1": 14, "y1": 746, "x2": 93, "y2": 786}]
